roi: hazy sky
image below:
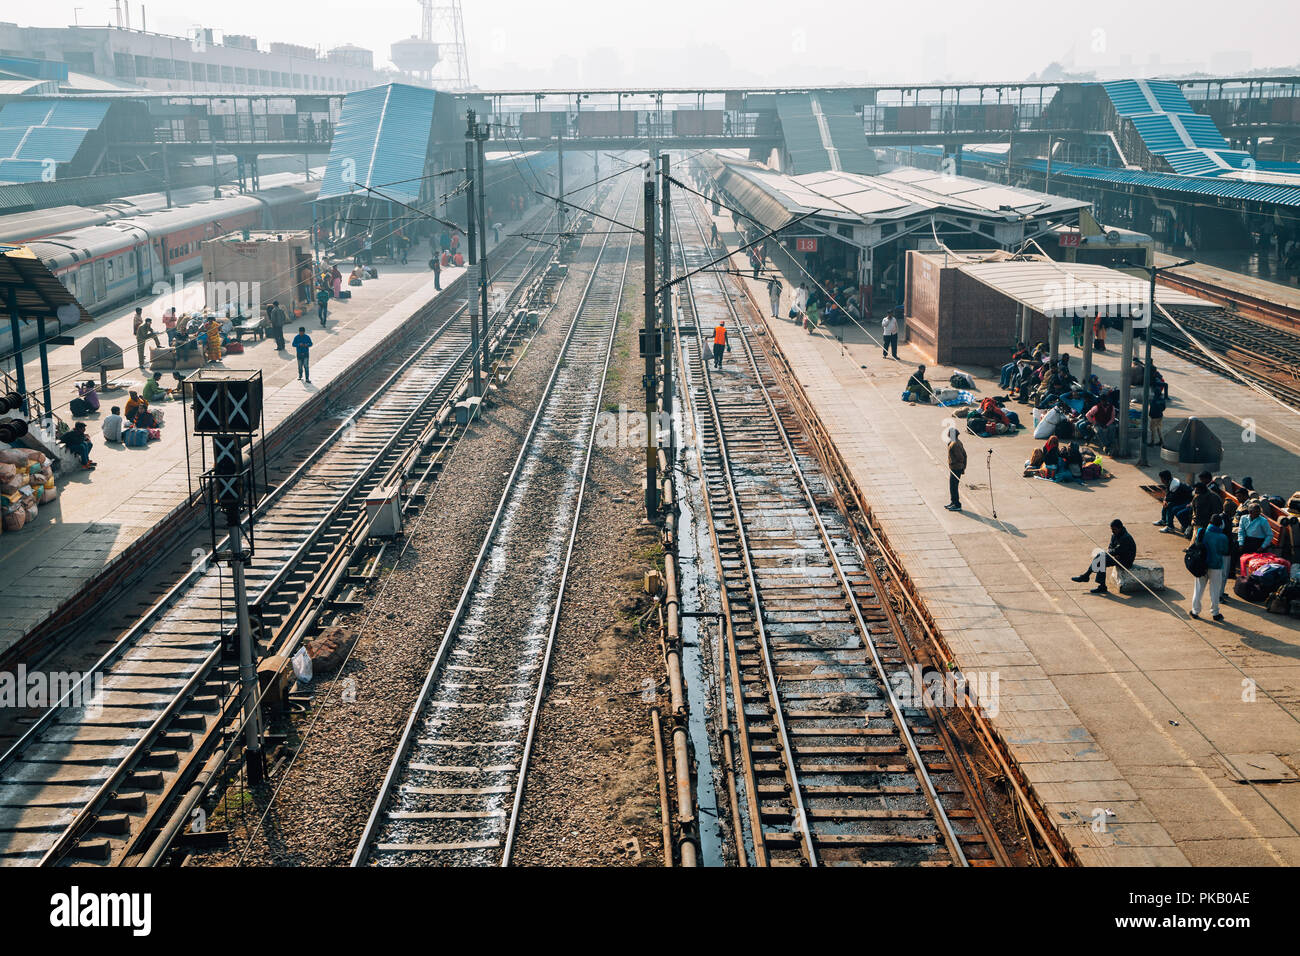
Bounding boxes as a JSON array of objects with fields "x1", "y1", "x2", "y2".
[{"x1": 22, "y1": 1, "x2": 1300, "y2": 87}]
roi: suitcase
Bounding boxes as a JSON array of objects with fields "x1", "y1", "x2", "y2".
[
  {"x1": 124, "y1": 428, "x2": 149, "y2": 448},
  {"x1": 339, "y1": 290, "x2": 351, "y2": 300}
]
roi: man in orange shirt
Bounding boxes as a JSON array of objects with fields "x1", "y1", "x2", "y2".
[{"x1": 712, "y1": 322, "x2": 729, "y2": 370}]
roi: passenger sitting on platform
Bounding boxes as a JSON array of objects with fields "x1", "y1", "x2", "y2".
[
  {"x1": 1084, "y1": 398, "x2": 1118, "y2": 451},
  {"x1": 999, "y1": 342, "x2": 1030, "y2": 389},
  {"x1": 1155, "y1": 470, "x2": 1194, "y2": 534},
  {"x1": 903, "y1": 364, "x2": 935, "y2": 404},
  {"x1": 59, "y1": 421, "x2": 95, "y2": 469},
  {"x1": 142, "y1": 371, "x2": 170, "y2": 404},
  {"x1": 1238, "y1": 503, "x2": 1273, "y2": 555},
  {"x1": 125, "y1": 391, "x2": 158, "y2": 430},
  {"x1": 102, "y1": 406, "x2": 125, "y2": 443},
  {"x1": 1070, "y1": 518, "x2": 1136, "y2": 594}
]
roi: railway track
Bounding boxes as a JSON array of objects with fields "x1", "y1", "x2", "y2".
[
  {"x1": 0, "y1": 227, "x2": 559, "y2": 867},
  {"x1": 671, "y1": 189, "x2": 1004, "y2": 867},
  {"x1": 352, "y1": 171, "x2": 639, "y2": 867},
  {"x1": 1154, "y1": 306, "x2": 1300, "y2": 408}
]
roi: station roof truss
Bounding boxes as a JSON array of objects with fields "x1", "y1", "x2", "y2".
[{"x1": 711, "y1": 157, "x2": 1090, "y2": 254}]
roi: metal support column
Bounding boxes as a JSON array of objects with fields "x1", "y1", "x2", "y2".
[
  {"x1": 35, "y1": 316, "x2": 52, "y2": 421},
  {"x1": 464, "y1": 111, "x2": 482, "y2": 397},
  {"x1": 6, "y1": 289, "x2": 27, "y2": 415},
  {"x1": 228, "y1": 515, "x2": 264, "y2": 785},
  {"x1": 1118, "y1": 317, "x2": 1134, "y2": 458},
  {"x1": 1138, "y1": 271, "x2": 1156, "y2": 467},
  {"x1": 475, "y1": 119, "x2": 490, "y2": 361},
  {"x1": 1081, "y1": 311, "x2": 1095, "y2": 384},
  {"x1": 1049, "y1": 313, "x2": 1060, "y2": 362},
  {"x1": 556, "y1": 133, "x2": 566, "y2": 236},
  {"x1": 643, "y1": 162, "x2": 658, "y2": 520},
  {"x1": 659, "y1": 153, "x2": 673, "y2": 454}
]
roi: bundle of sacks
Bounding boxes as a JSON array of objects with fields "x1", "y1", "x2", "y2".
[
  {"x1": 0, "y1": 446, "x2": 54, "y2": 533},
  {"x1": 955, "y1": 396, "x2": 1023, "y2": 437}
]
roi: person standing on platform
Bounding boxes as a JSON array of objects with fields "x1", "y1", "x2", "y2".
[
  {"x1": 710, "y1": 220, "x2": 718, "y2": 247},
  {"x1": 945, "y1": 429, "x2": 967, "y2": 512},
  {"x1": 293, "y1": 327, "x2": 314, "y2": 384},
  {"x1": 316, "y1": 285, "x2": 330, "y2": 327},
  {"x1": 135, "y1": 318, "x2": 161, "y2": 369},
  {"x1": 768, "y1": 277, "x2": 782, "y2": 319},
  {"x1": 794, "y1": 282, "x2": 809, "y2": 319},
  {"x1": 1147, "y1": 390, "x2": 1166, "y2": 447},
  {"x1": 268, "y1": 301, "x2": 286, "y2": 351},
  {"x1": 881, "y1": 311, "x2": 899, "y2": 359},
  {"x1": 712, "y1": 322, "x2": 729, "y2": 370},
  {"x1": 331, "y1": 265, "x2": 343, "y2": 299},
  {"x1": 1071, "y1": 519, "x2": 1136, "y2": 594},
  {"x1": 1071, "y1": 314, "x2": 1084, "y2": 349},
  {"x1": 430, "y1": 252, "x2": 442, "y2": 291},
  {"x1": 1092, "y1": 314, "x2": 1107, "y2": 352},
  {"x1": 1189, "y1": 514, "x2": 1228, "y2": 622},
  {"x1": 132, "y1": 307, "x2": 145, "y2": 336}
]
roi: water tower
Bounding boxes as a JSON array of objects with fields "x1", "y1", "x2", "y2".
[{"x1": 391, "y1": 0, "x2": 471, "y2": 89}]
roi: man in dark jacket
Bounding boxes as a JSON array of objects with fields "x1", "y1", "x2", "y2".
[
  {"x1": 1188, "y1": 481, "x2": 1223, "y2": 538},
  {"x1": 1154, "y1": 470, "x2": 1193, "y2": 533},
  {"x1": 1071, "y1": 519, "x2": 1137, "y2": 594},
  {"x1": 945, "y1": 431, "x2": 967, "y2": 512}
]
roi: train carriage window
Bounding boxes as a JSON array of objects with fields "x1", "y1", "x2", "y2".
[{"x1": 107, "y1": 259, "x2": 114, "y2": 280}]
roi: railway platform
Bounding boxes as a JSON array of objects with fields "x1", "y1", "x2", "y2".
[
  {"x1": 1157, "y1": 251, "x2": 1300, "y2": 314},
  {"x1": 712, "y1": 210, "x2": 1300, "y2": 866},
  {"x1": 0, "y1": 252, "x2": 473, "y2": 665}
]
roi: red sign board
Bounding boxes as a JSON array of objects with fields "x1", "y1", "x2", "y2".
[
  {"x1": 1058, "y1": 233, "x2": 1081, "y2": 248},
  {"x1": 795, "y1": 237, "x2": 818, "y2": 252}
]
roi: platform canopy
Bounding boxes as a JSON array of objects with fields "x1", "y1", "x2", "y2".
[
  {"x1": 958, "y1": 257, "x2": 1215, "y2": 318},
  {"x1": 0, "y1": 244, "x2": 90, "y2": 325},
  {"x1": 702, "y1": 153, "x2": 1090, "y2": 253}
]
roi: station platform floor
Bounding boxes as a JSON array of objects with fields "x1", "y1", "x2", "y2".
[
  {"x1": 713, "y1": 215, "x2": 1300, "y2": 866},
  {"x1": 1156, "y1": 250, "x2": 1300, "y2": 313},
  {"x1": 0, "y1": 250, "x2": 471, "y2": 662}
]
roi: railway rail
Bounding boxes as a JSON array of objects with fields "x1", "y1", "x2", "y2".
[
  {"x1": 671, "y1": 188, "x2": 1005, "y2": 866},
  {"x1": 1155, "y1": 305, "x2": 1300, "y2": 408},
  {"x1": 352, "y1": 171, "x2": 639, "y2": 866},
  {"x1": 0, "y1": 225, "x2": 560, "y2": 867}
]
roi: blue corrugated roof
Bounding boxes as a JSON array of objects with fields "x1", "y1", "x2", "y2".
[
  {"x1": 1098, "y1": 80, "x2": 1250, "y2": 179},
  {"x1": 0, "y1": 99, "x2": 109, "y2": 181},
  {"x1": 16, "y1": 127, "x2": 89, "y2": 163},
  {"x1": 0, "y1": 101, "x2": 54, "y2": 128},
  {"x1": 318, "y1": 84, "x2": 437, "y2": 204},
  {"x1": 1027, "y1": 159, "x2": 1300, "y2": 208},
  {"x1": 0, "y1": 158, "x2": 50, "y2": 184}
]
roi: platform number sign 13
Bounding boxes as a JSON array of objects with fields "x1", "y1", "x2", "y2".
[{"x1": 795, "y1": 237, "x2": 818, "y2": 253}]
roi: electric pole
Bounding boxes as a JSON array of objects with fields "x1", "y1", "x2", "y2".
[
  {"x1": 464, "y1": 110, "x2": 482, "y2": 397},
  {"x1": 659, "y1": 153, "x2": 673, "y2": 454},
  {"x1": 643, "y1": 161, "x2": 658, "y2": 520},
  {"x1": 474, "y1": 117, "x2": 490, "y2": 360},
  {"x1": 556, "y1": 131, "x2": 566, "y2": 236}
]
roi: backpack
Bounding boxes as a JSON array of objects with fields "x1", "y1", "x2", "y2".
[
  {"x1": 1183, "y1": 532, "x2": 1208, "y2": 577},
  {"x1": 69, "y1": 397, "x2": 90, "y2": 417},
  {"x1": 949, "y1": 371, "x2": 975, "y2": 389}
]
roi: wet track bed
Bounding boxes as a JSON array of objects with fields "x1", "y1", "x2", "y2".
[{"x1": 672, "y1": 189, "x2": 1005, "y2": 866}]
